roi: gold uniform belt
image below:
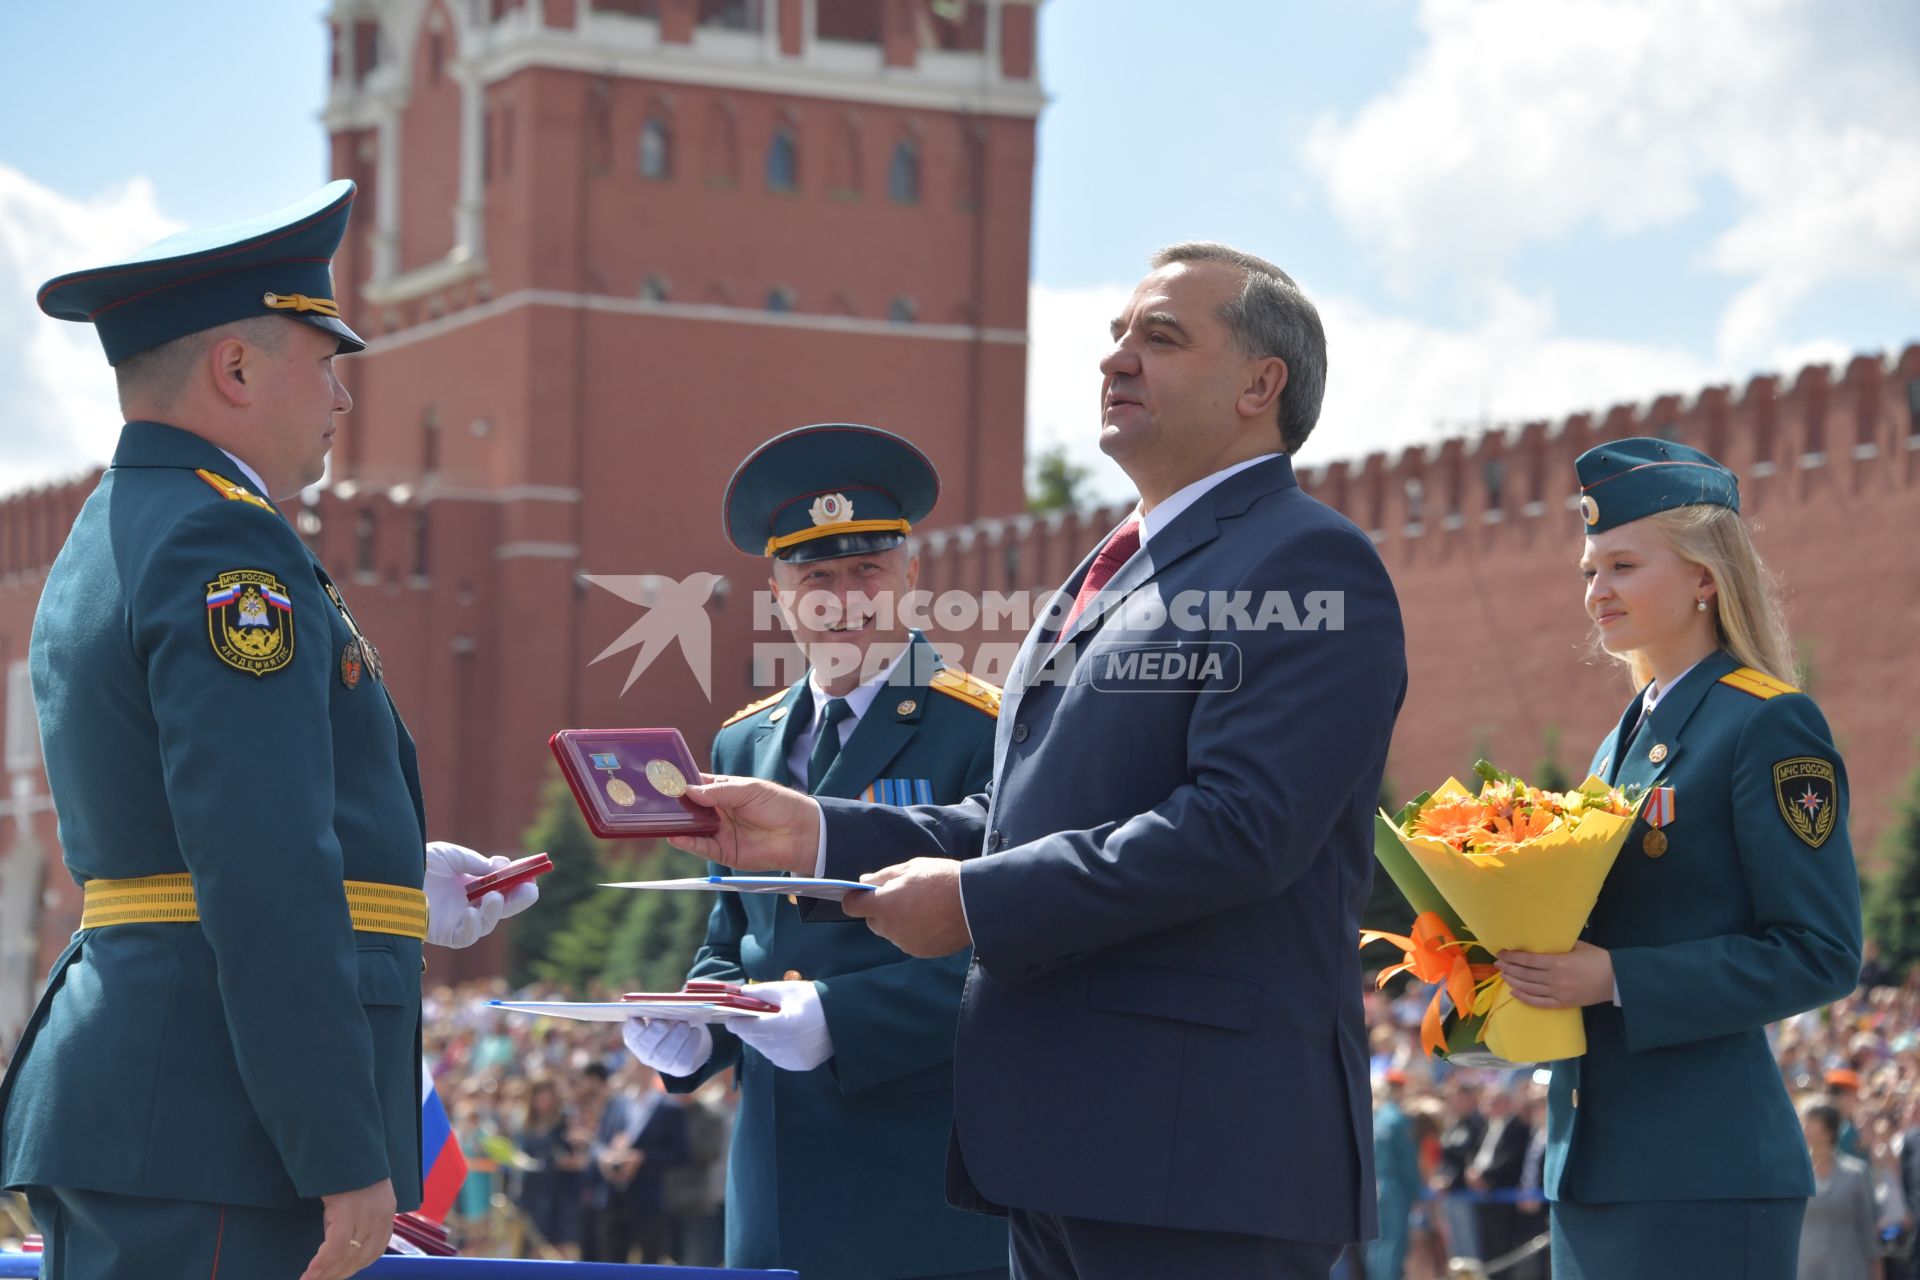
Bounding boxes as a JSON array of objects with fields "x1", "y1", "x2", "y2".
[{"x1": 81, "y1": 873, "x2": 428, "y2": 941}]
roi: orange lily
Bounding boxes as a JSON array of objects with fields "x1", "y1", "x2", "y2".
[{"x1": 1360, "y1": 910, "x2": 1500, "y2": 1056}]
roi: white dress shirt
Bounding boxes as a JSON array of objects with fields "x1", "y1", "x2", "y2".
[
  {"x1": 786, "y1": 643, "x2": 911, "y2": 792},
  {"x1": 1136, "y1": 452, "x2": 1282, "y2": 547},
  {"x1": 218, "y1": 449, "x2": 272, "y2": 503}
]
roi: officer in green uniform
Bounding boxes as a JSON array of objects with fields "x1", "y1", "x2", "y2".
[
  {"x1": 1495, "y1": 437, "x2": 1863, "y2": 1280},
  {"x1": 0, "y1": 181, "x2": 535, "y2": 1280},
  {"x1": 622, "y1": 424, "x2": 1009, "y2": 1280}
]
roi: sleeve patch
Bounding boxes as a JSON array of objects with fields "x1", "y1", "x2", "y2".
[
  {"x1": 206, "y1": 570, "x2": 295, "y2": 676},
  {"x1": 1772, "y1": 757, "x2": 1838, "y2": 848}
]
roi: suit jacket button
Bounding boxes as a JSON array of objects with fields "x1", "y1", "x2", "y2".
[
  {"x1": 1011, "y1": 722, "x2": 1030, "y2": 743},
  {"x1": 1571, "y1": 1088, "x2": 1580, "y2": 1108},
  {"x1": 783, "y1": 970, "x2": 802, "y2": 982},
  {"x1": 988, "y1": 830, "x2": 1005, "y2": 851}
]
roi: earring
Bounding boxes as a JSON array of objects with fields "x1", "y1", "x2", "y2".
[{"x1": 1696, "y1": 598, "x2": 1708, "y2": 612}]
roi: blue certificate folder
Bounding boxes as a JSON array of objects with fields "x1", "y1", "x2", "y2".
[
  {"x1": 711, "y1": 876, "x2": 873, "y2": 901},
  {"x1": 600, "y1": 875, "x2": 873, "y2": 902},
  {"x1": 0, "y1": 1257, "x2": 796, "y2": 1278}
]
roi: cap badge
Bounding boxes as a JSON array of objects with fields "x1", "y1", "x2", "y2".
[
  {"x1": 1579, "y1": 494, "x2": 1599, "y2": 526},
  {"x1": 809, "y1": 493, "x2": 854, "y2": 526}
]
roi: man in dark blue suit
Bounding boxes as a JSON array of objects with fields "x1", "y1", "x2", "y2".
[{"x1": 672, "y1": 243, "x2": 1407, "y2": 1279}]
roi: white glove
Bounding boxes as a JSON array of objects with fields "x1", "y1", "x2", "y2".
[
  {"x1": 623, "y1": 1017, "x2": 714, "y2": 1078},
  {"x1": 728, "y1": 980, "x2": 834, "y2": 1072},
  {"x1": 423, "y1": 842, "x2": 540, "y2": 949}
]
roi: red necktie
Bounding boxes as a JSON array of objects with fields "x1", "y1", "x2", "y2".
[{"x1": 1052, "y1": 518, "x2": 1142, "y2": 648}]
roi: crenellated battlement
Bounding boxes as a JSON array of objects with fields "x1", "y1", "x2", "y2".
[{"x1": 908, "y1": 343, "x2": 1920, "y2": 576}]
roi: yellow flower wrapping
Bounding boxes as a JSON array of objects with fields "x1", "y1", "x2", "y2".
[{"x1": 1383, "y1": 776, "x2": 1641, "y2": 1062}]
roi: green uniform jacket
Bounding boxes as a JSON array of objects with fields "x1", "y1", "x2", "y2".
[
  {"x1": 1545, "y1": 649, "x2": 1862, "y2": 1204},
  {"x1": 0, "y1": 421, "x2": 426, "y2": 1212},
  {"x1": 664, "y1": 634, "x2": 1008, "y2": 1279}
]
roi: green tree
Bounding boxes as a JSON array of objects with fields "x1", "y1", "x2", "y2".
[
  {"x1": 1535, "y1": 726, "x2": 1573, "y2": 791},
  {"x1": 602, "y1": 844, "x2": 715, "y2": 991},
  {"x1": 1027, "y1": 443, "x2": 1090, "y2": 514},
  {"x1": 509, "y1": 773, "x2": 610, "y2": 986},
  {"x1": 1865, "y1": 751, "x2": 1920, "y2": 975}
]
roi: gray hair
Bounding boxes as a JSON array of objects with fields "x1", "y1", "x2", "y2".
[
  {"x1": 1149, "y1": 241, "x2": 1327, "y2": 454},
  {"x1": 115, "y1": 315, "x2": 289, "y2": 414}
]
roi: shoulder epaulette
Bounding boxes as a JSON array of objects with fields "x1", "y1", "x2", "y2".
[
  {"x1": 194, "y1": 469, "x2": 275, "y2": 513},
  {"x1": 930, "y1": 667, "x2": 1002, "y2": 718},
  {"x1": 1718, "y1": 666, "x2": 1799, "y2": 700},
  {"x1": 721, "y1": 689, "x2": 789, "y2": 728}
]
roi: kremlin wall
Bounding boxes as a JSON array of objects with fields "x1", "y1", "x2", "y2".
[{"x1": 0, "y1": 0, "x2": 1915, "y2": 1023}]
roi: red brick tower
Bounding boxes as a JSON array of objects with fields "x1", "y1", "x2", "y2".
[{"x1": 314, "y1": 0, "x2": 1043, "y2": 888}]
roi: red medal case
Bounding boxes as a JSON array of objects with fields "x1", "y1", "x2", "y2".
[{"x1": 549, "y1": 727, "x2": 720, "y2": 838}]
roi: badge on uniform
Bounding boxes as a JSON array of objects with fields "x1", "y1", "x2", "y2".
[
  {"x1": 1773, "y1": 758, "x2": 1838, "y2": 848},
  {"x1": 1641, "y1": 785, "x2": 1676, "y2": 858},
  {"x1": 861, "y1": 779, "x2": 934, "y2": 805},
  {"x1": 340, "y1": 639, "x2": 364, "y2": 688},
  {"x1": 205, "y1": 570, "x2": 295, "y2": 676}
]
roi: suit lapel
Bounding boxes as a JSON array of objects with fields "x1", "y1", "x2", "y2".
[
  {"x1": 1049, "y1": 455, "x2": 1299, "y2": 657},
  {"x1": 1610, "y1": 650, "x2": 1737, "y2": 794},
  {"x1": 746, "y1": 681, "x2": 810, "y2": 788},
  {"x1": 816, "y1": 636, "x2": 936, "y2": 799}
]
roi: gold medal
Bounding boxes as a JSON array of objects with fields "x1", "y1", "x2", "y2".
[
  {"x1": 606, "y1": 777, "x2": 637, "y2": 807},
  {"x1": 646, "y1": 759, "x2": 688, "y2": 797},
  {"x1": 1642, "y1": 828, "x2": 1668, "y2": 858}
]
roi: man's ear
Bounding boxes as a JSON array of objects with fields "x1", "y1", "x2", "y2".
[
  {"x1": 1237, "y1": 355, "x2": 1288, "y2": 423},
  {"x1": 209, "y1": 335, "x2": 253, "y2": 408}
]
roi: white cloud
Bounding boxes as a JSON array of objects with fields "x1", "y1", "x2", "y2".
[
  {"x1": 0, "y1": 165, "x2": 180, "y2": 496},
  {"x1": 1302, "y1": 0, "x2": 1920, "y2": 366},
  {"x1": 1023, "y1": 282, "x2": 1139, "y2": 505}
]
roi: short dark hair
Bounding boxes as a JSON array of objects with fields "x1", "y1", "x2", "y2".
[
  {"x1": 114, "y1": 315, "x2": 289, "y2": 413},
  {"x1": 583, "y1": 1061, "x2": 612, "y2": 1083},
  {"x1": 1801, "y1": 1101, "x2": 1841, "y2": 1141},
  {"x1": 1149, "y1": 241, "x2": 1328, "y2": 454}
]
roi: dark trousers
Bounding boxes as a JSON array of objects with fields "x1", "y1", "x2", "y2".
[
  {"x1": 26, "y1": 1185, "x2": 323, "y2": 1280},
  {"x1": 1550, "y1": 1196, "x2": 1803, "y2": 1280},
  {"x1": 1011, "y1": 1208, "x2": 1340, "y2": 1280}
]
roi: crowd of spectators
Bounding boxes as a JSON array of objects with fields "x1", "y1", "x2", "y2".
[
  {"x1": 1359, "y1": 943, "x2": 1920, "y2": 1279},
  {"x1": 417, "y1": 950, "x2": 1920, "y2": 1276},
  {"x1": 424, "y1": 978, "x2": 732, "y2": 1265}
]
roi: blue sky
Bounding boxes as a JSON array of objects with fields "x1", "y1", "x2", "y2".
[{"x1": 2, "y1": 0, "x2": 1915, "y2": 500}]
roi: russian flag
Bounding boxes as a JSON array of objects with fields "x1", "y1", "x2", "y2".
[{"x1": 419, "y1": 1063, "x2": 468, "y2": 1222}]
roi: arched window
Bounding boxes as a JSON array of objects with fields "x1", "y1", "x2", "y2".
[
  {"x1": 639, "y1": 116, "x2": 673, "y2": 180},
  {"x1": 766, "y1": 127, "x2": 798, "y2": 193},
  {"x1": 640, "y1": 274, "x2": 672, "y2": 302},
  {"x1": 766, "y1": 286, "x2": 796, "y2": 313},
  {"x1": 888, "y1": 139, "x2": 921, "y2": 205},
  {"x1": 704, "y1": 101, "x2": 738, "y2": 188},
  {"x1": 888, "y1": 296, "x2": 917, "y2": 323}
]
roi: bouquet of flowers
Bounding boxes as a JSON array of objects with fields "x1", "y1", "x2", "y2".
[{"x1": 1364, "y1": 762, "x2": 1642, "y2": 1064}]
